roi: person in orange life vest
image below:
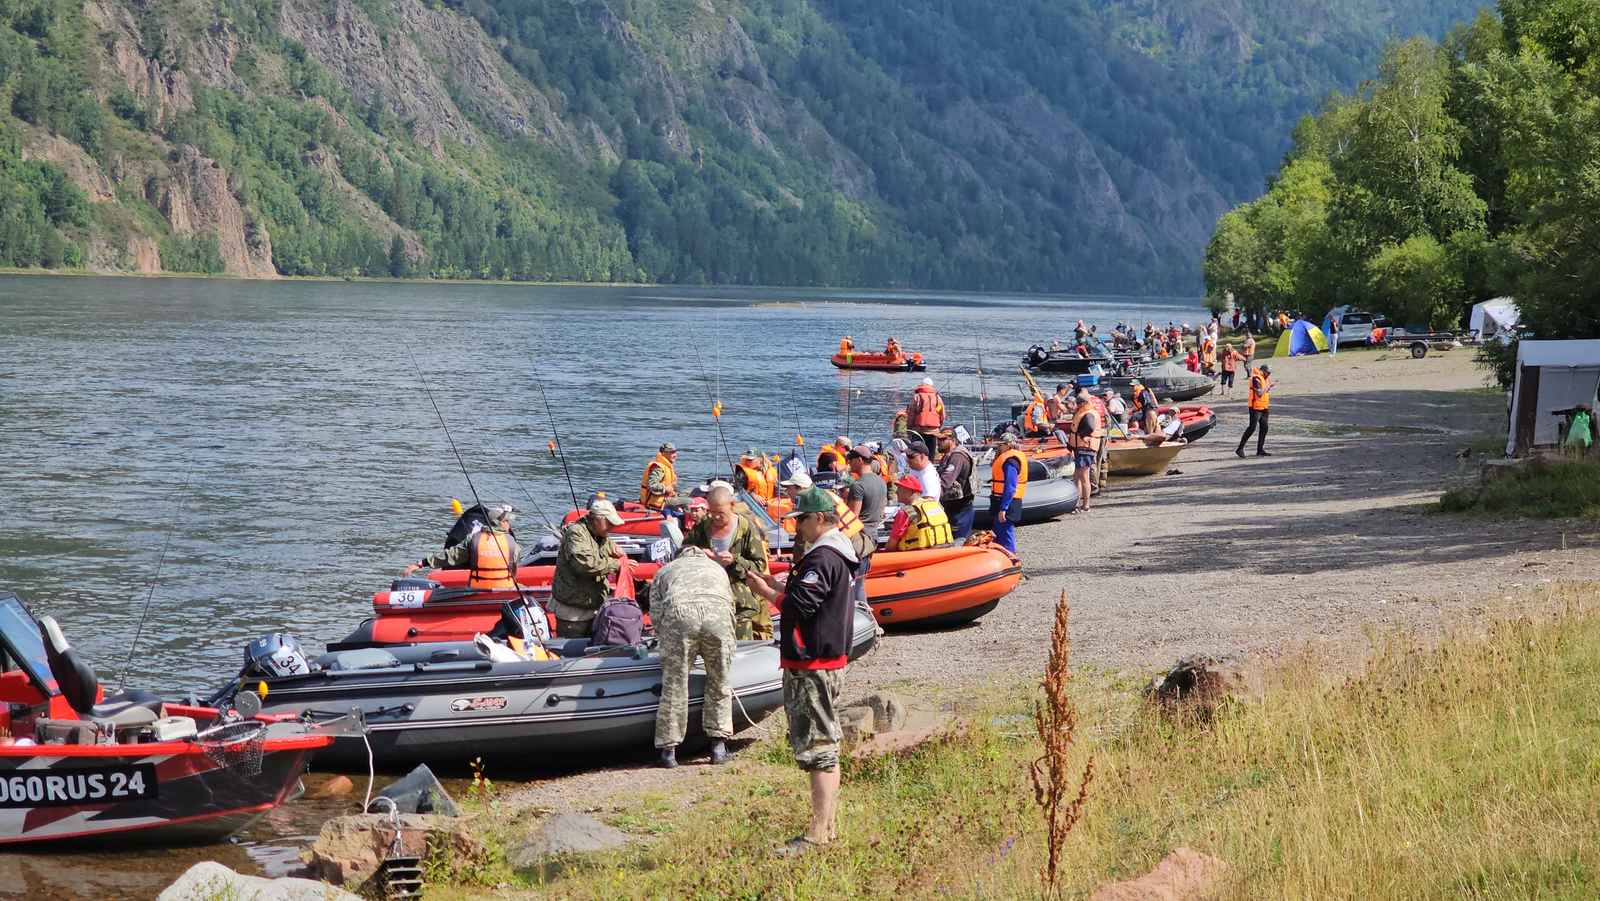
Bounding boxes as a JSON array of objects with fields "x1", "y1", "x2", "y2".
[
  {"x1": 988, "y1": 433, "x2": 1028, "y2": 554},
  {"x1": 734, "y1": 447, "x2": 777, "y2": 501},
  {"x1": 906, "y1": 377, "x2": 946, "y2": 451},
  {"x1": 1068, "y1": 388, "x2": 1102, "y2": 514},
  {"x1": 1236, "y1": 364, "x2": 1274, "y2": 458},
  {"x1": 641, "y1": 442, "x2": 690, "y2": 511},
  {"x1": 838, "y1": 336, "x2": 854, "y2": 356},
  {"x1": 1129, "y1": 379, "x2": 1160, "y2": 435},
  {"x1": 884, "y1": 336, "x2": 902, "y2": 358},
  {"x1": 815, "y1": 436, "x2": 851, "y2": 474},
  {"x1": 402, "y1": 503, "x2": 518, "y2": 588}
]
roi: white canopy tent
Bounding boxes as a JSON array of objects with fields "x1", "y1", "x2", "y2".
[
  {"x1": 1506, "y1": 339, "x2": 1600, "y2": 456},
  {"x1": 1470, "y1": 297, "x2": 1519, "y2": 341}
]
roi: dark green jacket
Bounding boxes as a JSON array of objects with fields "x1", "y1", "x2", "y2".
[{"x1": 550, "y1": 521, "x2": 621, "y2": 622}]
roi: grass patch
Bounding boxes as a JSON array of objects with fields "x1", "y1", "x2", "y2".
[
  {"x1": 1439, "y1": 459, "x2": 1600, "y2": 519},
  {"x1": 445, "y1": 586, "x2": 1600, "y2": 899}
]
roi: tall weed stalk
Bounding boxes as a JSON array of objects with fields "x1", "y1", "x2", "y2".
[{"x1": 1031, "y1": 590, "x2": 1094, "y2": 893}]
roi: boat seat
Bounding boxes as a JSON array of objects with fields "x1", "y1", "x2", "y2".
[
  {"x1": 40, "y1": 616, "x2": 98, "y2": 716},
  {"x1": 326, "y1": 648, "x2": 402, "y2": 672},
  {"x1": 546, "y1": 639, "x2": 592, "y2": 658},
  {"x1": 90, "y1": 689, "x2": 165, "y2": 727}
]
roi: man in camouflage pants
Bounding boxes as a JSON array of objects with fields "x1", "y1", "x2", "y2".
[{"x1": 651, "y1": 545, "x2": 737, "y2": 769}]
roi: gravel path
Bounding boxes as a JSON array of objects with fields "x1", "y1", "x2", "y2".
[{"x1": 502, "y1": 347, "x2": 1600, "y2": 812}]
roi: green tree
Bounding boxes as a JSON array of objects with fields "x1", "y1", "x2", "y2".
[{"x1": 1365, "y1": 233, "x2": 1464, "y2": 328}]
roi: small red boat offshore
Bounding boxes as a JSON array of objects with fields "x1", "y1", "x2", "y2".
[
  {"x1": 831, "y1": 336, "x2": 926, "y2": 371},
  {"x1": 0, "y1": 590, "x2": 339, "y2": 846}
]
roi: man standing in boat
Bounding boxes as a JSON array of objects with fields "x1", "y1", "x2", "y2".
[
  {"x1": 743, "y1": 487, "x2": 859, "y2": 856},
  {"x1": 651, "y1": 545, "x2": 737, "y2": 769},
  {"x1": 989, "y1": 434, "x2": 1028, "y2": 553},
  {"x1": 935, "y1": 429, "x2": 977, "y2": 539},
  {"x1": 550, "y1": 498, "x2": 627, "y2": 637},
  {"x1": 906, "y1": 377, "x2": 946, "y2": 452},
  {"x1": 683, "y1": 482, "x2": 772, "y2": 640},
  {"x1": 401, "y1": 503, "x2": 519, "y2": 588}
]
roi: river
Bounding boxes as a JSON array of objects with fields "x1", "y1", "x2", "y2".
[{"x1": 0, "y1": 274, "x2": 1202, "y2": 894}]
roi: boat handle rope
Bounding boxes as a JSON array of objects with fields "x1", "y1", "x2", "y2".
[{"x1": 543, "y1": 683, "x2": 662, "y2": 706}]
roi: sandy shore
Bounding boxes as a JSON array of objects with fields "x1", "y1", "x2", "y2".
[{"x1": 505, "y1": 345, "x2": 1600, "y2": 810}]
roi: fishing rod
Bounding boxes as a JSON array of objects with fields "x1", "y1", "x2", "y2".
[
  {"x1": 507, "y1": 471, "x2": 558, "y2": 535},
  {"x1": 535, "y1": 378, "x2": 581, "y2": 510},
  {"x1": 844, "y1": 365, "x2": 853, "y2": 438},
  {"x1": 688, "y1": 340, "x2": 737, "y2": 476},
  {"x1": 118, "y1": 459, "x2": 196, "y2": 691},
  {"x1": 402, "y1": 341, "x2": 484, "y2": 510},
  {"x1": 976, "y1": 342, "x2": 992, "y2": 435}
]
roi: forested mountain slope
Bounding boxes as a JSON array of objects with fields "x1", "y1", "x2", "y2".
[{"x1": 0, "y1": 0, "x2": 1483, "y2": 291}]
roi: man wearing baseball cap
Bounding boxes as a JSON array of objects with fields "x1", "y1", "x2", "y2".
[
  {"x1": 886, "y1": 475, "x2": 951, "y2": 552},
  {"x1": 640, "y1": 442, "x2": 690, "y2": 511},
  {"x1": 743, "y1": 487, "x2": 859, "y2": 855},
  {"x1": 550, "y1": 497, "x2": 627, "y2": 637}
]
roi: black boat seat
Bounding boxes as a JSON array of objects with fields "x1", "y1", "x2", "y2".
[
  {"x1": 546, "y1": 639, "x2": 592, "y2": 658},
  {"x1": 40, "y1": 616, "x2": 98, "y2": 716},
  {"x1": 326, "y1": 648, "x2": 402, "y2": 672},
  {"x1": 90, "y1": 689, "x2": 165, "y2": 727}
]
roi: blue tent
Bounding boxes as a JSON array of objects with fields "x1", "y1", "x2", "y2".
[{"x1": 1274, "y1": 319, "x2": 1329, "y2": 357}]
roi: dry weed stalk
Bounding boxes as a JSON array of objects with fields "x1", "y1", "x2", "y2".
[{"x1": 1030, "y1": 590, "x2": 1094, "y2": 893}]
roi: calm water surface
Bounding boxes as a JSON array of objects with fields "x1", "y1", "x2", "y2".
[
  {"x1": 0, "y1": 276, "x2": 1203, "y2": 695},
  {"x1": 0, "y1": 275, "x2": 1203, "y2": 894}
]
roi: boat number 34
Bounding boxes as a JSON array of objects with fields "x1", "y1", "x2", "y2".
[{"x1": 0, "y1": 764, "x2": 158, "y2": 808}]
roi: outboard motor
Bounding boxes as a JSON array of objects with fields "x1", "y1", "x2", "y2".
[{"x1": 243, "y1": 633, "x2": 312, "y2": 679}]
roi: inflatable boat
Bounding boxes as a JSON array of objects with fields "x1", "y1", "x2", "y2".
[
  {"x1": 1105, "y1": 437, "x2": 1187, "y2": 476},
  {"x1": 1163, "y1": 405, "x2": 1216, "y2": 442},
  {"x1": 230, "y1": 631, "x2": 798, "y2": 767},
  {"x1": 0, "y1": 592, "x2": 339, "y2": 846},
  {"x1": 830, "y1": 351, "x2": 926, "y2": 372},
  {"x1": 969, "y1": 475, "x2": 1080, "y2": 527}
]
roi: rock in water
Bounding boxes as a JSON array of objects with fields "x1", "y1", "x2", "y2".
[
  {"x1": 1088, "y1": 847, "x2": 1227, "y2": 901},
  {"x1": 159, "y1": 861, "x2": 358, "y2": 900},
  {"x1": 370, "y1": 763, "x2": 459, "y2": 816},
  {"x1": 508, "y1": 814, "x2": 632, "y2": 870}
]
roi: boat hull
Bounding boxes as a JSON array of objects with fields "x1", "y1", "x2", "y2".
[
  {"x1": 1105, "y1": 440, "x2": 1186, "y2": 476},
  {"x1": 862, "y1": 546, "x2": 1020, "y2": 628},
  {"x1": 969, "y1": 475, "x2": 1080, "y2": 527},
  {"x1": 0, "y1": 733, "x2": 325, "y2": 847},
  {"x1": 830, "y1": 352, "x2": 925, "y2": 372}
]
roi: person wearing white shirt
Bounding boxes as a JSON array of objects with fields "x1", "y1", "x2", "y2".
[{"x1": 905, "y1": 441, "x2": 940, "y2": 499}]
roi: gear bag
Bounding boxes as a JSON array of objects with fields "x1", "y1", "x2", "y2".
[{"x1": 590, "y1": 598, "x2": 644, "y2": 646}]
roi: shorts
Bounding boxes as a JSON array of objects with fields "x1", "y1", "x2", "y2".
[
  {"x1": 784, "y1": 667, "x2": 843, "y2": 772},
  {"x1": 1074, "y1": 451, "x2": 1096, "y2": 470},
  {"x1": 1220, "y1": 371, "x2": 1235, "y2": 388}
]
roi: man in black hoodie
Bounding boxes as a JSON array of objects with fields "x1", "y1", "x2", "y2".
[{"x1": 745, "y1": 486, "x2": 858, "y2": 857}]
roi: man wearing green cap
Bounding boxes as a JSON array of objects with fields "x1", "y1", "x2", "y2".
[
  {"x1": 640, "y1": 442, "x2": 691, "y2": 511},
  {"x1": 744, "y1": 486, "x2": 859, "y2": 856}
]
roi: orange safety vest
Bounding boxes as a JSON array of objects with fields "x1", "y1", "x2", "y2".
[
  {"x1": 1248, "y1": 368, "x2": 1271, "y2": 411},
  {"x1": 839, "y1": 338, "x2": 854, "y2": 354},
  {"x1": 639, "y1": 453, "x2": 678, "y2": 510},
  {"x1": 1022, "y1": 400, "x2": 1050, "y2": 435},
  {"x1": 816, "y1": 445, "x2": 847, "y2": 473},
  {"x1": 735, "y1": 460, "x2": 770, "y2": 499},
  {"x1": 469, "y1": 529, "x2": 516, "y2": 589},
  {"x1": 826, "y1": 489, "x2": 864, "y2": 539},
  {"x1": 990, "y1": 449, "x2": 1030, "y2": 500},
  {"x1": 908, "y1": 385, "x2": 945, "y2": 429},
  {"x1": 1069, "y1": 405, "x2": 1103, "y2": 453}
]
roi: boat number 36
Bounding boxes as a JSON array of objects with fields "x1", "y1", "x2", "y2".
[{"x1": 0, "y1": 763, "x2": 159, "y2": 808}]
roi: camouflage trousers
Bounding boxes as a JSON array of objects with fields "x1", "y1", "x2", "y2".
[
  {"x1": 733, "y1": 586, "x2": 773, "y2": 641},
  {"x1": 783, "y1": 667, "x2": 844, "y2": 772},
  {"x1": 654, "y1": 601, "x2": 736, "y2": 748}
]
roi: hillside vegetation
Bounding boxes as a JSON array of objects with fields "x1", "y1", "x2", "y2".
[
  {"x1": 1203, "y1": 0, "x2": 1600, "y2": 360},
  {"x1": 1, "y1": 0, "x2": 1481, "y2": 290}
]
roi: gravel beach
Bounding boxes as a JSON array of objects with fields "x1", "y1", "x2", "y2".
[{"x1": 507, "y1": 345, "x2": 1600, "y2": 810}]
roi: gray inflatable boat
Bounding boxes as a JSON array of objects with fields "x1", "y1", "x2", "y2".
[{"x1": 227, "y1": 605, "x2": 879, "y2": 768}]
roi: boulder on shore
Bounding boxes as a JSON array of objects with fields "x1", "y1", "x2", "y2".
[
  {"x1": 1146, "y1": 656, "x2": 1243, "y2": 723},
  {"x1": 838, "y1": 691, "x2": 909, "y2": 743},
  {"x1": 158, "y1": 861, "x2": 358, "y2": 900},
  {"x1": 508, "y1": 813, "x2": 633, "y2": 871},
  {"x1": 303, "y1": 813, "x2": 483, "y2": 887}
]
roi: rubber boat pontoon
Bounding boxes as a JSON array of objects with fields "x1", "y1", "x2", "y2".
[
  {"x1": 830, "y1": 351, "x2": 926, "y2": 372},
  {"x1": 234, "y1": 602, "x2": 879, "y2": 766},
  {"x1": 0, "y1": 592, "x2": 339, "y2": 846}
]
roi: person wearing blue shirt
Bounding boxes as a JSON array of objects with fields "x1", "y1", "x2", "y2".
[{"x1": 988, "y1": 434, "x2": 1029, "y2": 554}]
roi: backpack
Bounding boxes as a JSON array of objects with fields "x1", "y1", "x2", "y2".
[{"x1": 590, "y1": 598, "x2": 644, "y2": 646}]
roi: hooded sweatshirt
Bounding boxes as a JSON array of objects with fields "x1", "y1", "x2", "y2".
[{"x1": 779, "y1": 528, "x2": 859, "y2": 670}]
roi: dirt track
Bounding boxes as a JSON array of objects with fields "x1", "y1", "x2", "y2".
[{"x1": 505, "y1": 346, "x2": 1600, "y2": 811}]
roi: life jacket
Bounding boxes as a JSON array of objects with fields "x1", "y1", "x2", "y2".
[
  {"x1": 824, "y1": 489, "x2": 864, "y2": 539},
  {"x1": 908, "y1": 385, "x2": 945, "y2": 429},
  {"x1": 1248, "y1": 368, "x2": 1271, "y2": 411},
  {"x1": 816, "y1": 444, "x2": 847, "y2": 473},
  {"x1": 885, "y1": 340, "x2": 900, "y2": 357},
  {"x1": 469, "y1": 529, "x2": 517, "y2": 590},
  {"x1": 736, "y1": 460, "x2": 770, "y2": 500},
  {"x1": 990, "y1": 449, "x2": 1029, "y2": 500},
  {"x1": 891, "y1": 410, "x2": 909, "y2": 437},
  {"x1": 839, "y1": 338, "x2": 854, "y2": 354},
  {"x1": 639, "y1": 453, "x2": 677, "y2": 510},
  {"x1": 875, "y1": 451, "x2": 898, "y2": 484},
  {"x1": 893, "y1": 498, "x2": 952, "y2": 551},
  {"x1": 1069, "y1": 405, "x2": 1103, "y2": 453},
  {"x1": 1132, "y1": 387, "x2": 1157, "y2": 414},
  {"x1": 762, "y1": 458, "x2": 780, "y2": 498},
  {"x1": 1022, "y1": 400, "x2": 1049, "y2": 436}
]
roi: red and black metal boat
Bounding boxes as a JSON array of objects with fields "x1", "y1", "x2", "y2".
[{"x1": 0, "y1": 591, "x2": 340, "y2": 846}]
